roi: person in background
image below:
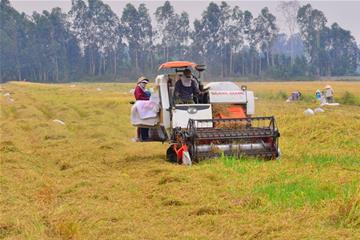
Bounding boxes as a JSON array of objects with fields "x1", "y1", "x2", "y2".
[
  {"x1": 315, "y1": 89, "x2": 322, "y2": 101},
  {"x1": 324, "y1": 85, "x2": 334, "y2": 103},
  {"x1": 134, "y1": 76, "x2": 151, "y2": 140},
  {"x1": 134, "y1": 76, "x2": 151, "y2": 101},
  {"x1": 174, "y1": 69, "x2": 200, "y2": 104},
  {"x1": 288, "y1": 91, "x2": 302, "y2": 101}
]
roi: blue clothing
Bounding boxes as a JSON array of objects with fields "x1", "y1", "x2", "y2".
[{"x1": 316, "y1": 92, "x2": 321, "y2": 100}]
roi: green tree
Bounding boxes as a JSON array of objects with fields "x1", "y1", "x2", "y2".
[
  {"x1": 31, "y1": 8, "x2": 77, "y2": 82},
  {"x1": 0, "y1": 0, "x2": 33, "y2": 81},
  {"x1": 190, "y1": 19, "x2": 207, "y2": 64},
  {"x1": 154, "y1": 1, "x2": 175, "y2": 61},
  {"x1": 328, "y1": 23, "x2": 359, "y2": 75},
  {"x1": 193, "y1": 2, "x2": 222, "y2": 76},
  {"x1": 138, "y1": 3, "x2": 154, "y2": 72},
  {"x1": 121, "y1": 3, "x2": 154, "y2": 75},
  {"x1": 69, "y1": 0, "x2": 121, "y2": 76},
  {"x1": 121, "y1": 3, "x2": 141, "y2": 73},
  {"x1": 176, "y1": 11, "x2": 190, "y2": 57},
  {"x1": 297, "y1": 4, "x2": 327, "y2": 77},
  {"x1": 154, "y1": 1, "x2": 190, "y2": 62},
  {"x1": 228, "y1": 6, "x2": 244, "y2": 75},
  {"x1": 253, "y1": 7, "x2": 278, "y2": 71},
  {"x1": 278, "y1": 1, "x2": 300, "y2": 65},
  {"x1": 218, "y1": 1, "x2": 231, "y2": 77}
]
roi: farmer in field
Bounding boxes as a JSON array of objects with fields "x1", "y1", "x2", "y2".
[
  {"x1": 315, "y1": 89, "x2": 322, "y2": 101},
  {"x1": 324, "y1": 85, "x2": 334, "y2": 103},
  {"x1": 174, "y1": 69, "x2": 200, "y2": 104},
  {"x1": 134, "y1": 76, "x2": 151, "y2": 140}
]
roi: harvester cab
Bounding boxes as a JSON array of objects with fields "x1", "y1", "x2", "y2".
[{"x1": 130, "y1": 61, "x2": 280, "y2": 163}]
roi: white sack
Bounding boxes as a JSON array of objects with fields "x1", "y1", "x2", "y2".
[
  {"x1": 53, "y1": 119, "x2": 65, "y2": 125},
  {"x1": 134, "y1": 100, "x2": 159, "y2": 119},
  {"x1": 304, "y1": 108, "x2": 314, "y2": 116},
  {"x1": 182, "y1": 151, "x2": 192, "y2": 166},
  {"x1": 314, "y1": 108, "x2": 325, "y2": 113}
]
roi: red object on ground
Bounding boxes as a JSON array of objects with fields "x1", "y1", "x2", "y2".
[
  {"x1": 173, "y1": 144, "x2": 188, "y2": 162},
  {"x1": 217, "y1": 106, "x2": 246, "y2": 119},
  {"x1": 134, "y1": 85, "x2": 149, "y2": 100},
  {"x1": 159, "y1": 61, "x2": 197, "y2": 70}
]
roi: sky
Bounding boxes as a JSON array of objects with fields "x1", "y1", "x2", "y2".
[{"x1": 10, "y1": 0, "x2": 360, "y2": 43}]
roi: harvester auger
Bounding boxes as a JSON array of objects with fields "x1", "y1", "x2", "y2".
[{"x1": 130, "y1": 61, "x2": 280, "y2": 164}]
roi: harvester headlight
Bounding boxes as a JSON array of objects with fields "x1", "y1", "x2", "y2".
[
  {"x1": 187, "y1": 107, "x2": 197, "y2": 114},
  {"x1": 241, "y1": 85, "x2": 247, "y2": 91}
]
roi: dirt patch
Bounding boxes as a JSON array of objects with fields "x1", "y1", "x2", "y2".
[
  {"x1": 328, "y1": 193, "x2": 360, "y2": 228},
  {"x1": 162, "y1": 199, "x2": 185, "y2": 206},
  {"x1": 0, "y1": 141, "x2": 19, "y2": 153},
  {"x1": 44, "y1": 216, "x2": 79, "y2": 240},
  {"x1": 158, "y1": 175, "x2": 186, "y2": 185},
  {"x1": 44, "y1": 135, "x2": 66, "y2": 140},
  {"x1": 99, "y1": 145, "x2": 113, "y2": 150},
  {"x1": 0, "y1": 223, "x2": 21, "y2": 238},
  {"x1": 192, "y1": 206, "x2": 226, "y2": 216},
  {"x1": 37, "y1": 185, "x2": 57, "y2": 205},
  {"x1": 232, "y1": 196, "x2": 263, "y2": 209},
  {"x1": 56, "y1": 160, "x2": 72, "y2": 171},
  {"x1": 146, "y1": 168, "x2": 170, "y2": 177}
]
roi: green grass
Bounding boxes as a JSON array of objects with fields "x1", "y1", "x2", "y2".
[
  {"x1": 337, "y1": 91, "x2": 360, "y2": 106},
  {"x1": 1, "y1": 81, "x2": 360, "y2": 239},
  {"x1": 255, "y1": 176, "x2": 337, "y2": 208},
  {"x1": 303, "y1": 155, "x2": 360, "y2": 168},
  {"x1": 216, "y1": 155, "x2": 359, "y2": 209}
]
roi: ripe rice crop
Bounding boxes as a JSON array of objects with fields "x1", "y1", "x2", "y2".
[{"x1": 1, "y1": 81, "x2": 359, "y2": 239}]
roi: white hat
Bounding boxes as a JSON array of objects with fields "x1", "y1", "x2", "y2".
[{"x1": 137, "y1": 76, "x2": 149, "y2": 84}]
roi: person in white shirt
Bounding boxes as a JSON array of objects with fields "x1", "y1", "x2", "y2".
[{"x1": 324, "y1": 85, "x2": 334, "y2": 103}]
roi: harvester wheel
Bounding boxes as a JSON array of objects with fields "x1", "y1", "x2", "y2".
[
  {"x1": 166, "y1": 145, "x2": 177, "y2": 163},
  {"x1": 276, "y1": 148, "x2": 281, "y2": 160}
]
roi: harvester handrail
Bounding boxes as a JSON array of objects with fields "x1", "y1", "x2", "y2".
[
  {"x1": 187, "y1": 116, "x2": 278, "y2": 140},
  {"x1": 188, "y1": 116, "x2": 276, "y2": 130},
  {"x1": 189, "y1": 116, "x2": 275, "y2": 122}
]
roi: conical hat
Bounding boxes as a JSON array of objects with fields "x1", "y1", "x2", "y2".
[
  {"x1": 137, "y1": 76, "x2": 149, "y2": 84},
  {"x1": 325, "y1": 85, "x2": 332, "y2": 89}
]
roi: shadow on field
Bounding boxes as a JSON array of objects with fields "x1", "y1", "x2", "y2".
[{"x1": 123, "y1": 154, "x2": 165, "y2": 163}]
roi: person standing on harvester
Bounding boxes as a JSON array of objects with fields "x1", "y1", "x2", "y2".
[
  {"x1": 134, "y1": 76, "x2": 151, "y2": 101},
  {"x1": 134, "y1": 76, "x2": 151, "y2": 140}
]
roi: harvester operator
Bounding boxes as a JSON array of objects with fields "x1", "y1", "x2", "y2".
[{"x1": 174, "y1": 69, "x2": 200, "y2": 104}]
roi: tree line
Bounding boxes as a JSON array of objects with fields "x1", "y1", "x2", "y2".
[{"x1": 1, "y1": 0, "x2": 359, "y2": 82}]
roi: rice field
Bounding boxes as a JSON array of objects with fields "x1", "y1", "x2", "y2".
[{"x1": 1, "y1": 81, "x2": 359, "y2": 239}]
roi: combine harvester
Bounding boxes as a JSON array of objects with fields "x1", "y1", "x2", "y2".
[{"x1": 131, "y1": 61, "x2": 280, "y2": 163}]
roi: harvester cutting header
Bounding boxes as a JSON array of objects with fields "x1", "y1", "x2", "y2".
[{"x1": 131, "y1": 61, "x2": 280, "y2": 164}]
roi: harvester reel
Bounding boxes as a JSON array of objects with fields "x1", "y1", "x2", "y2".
[{"x1": 186, "y1": 117, "x2": 280, "y2": 161}]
